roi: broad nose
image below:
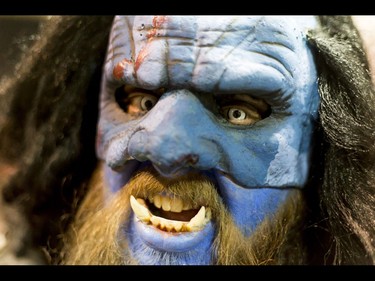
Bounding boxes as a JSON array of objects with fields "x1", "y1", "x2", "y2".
[{"x1": 127, "y1": 90, "x2": 220, "y2": 176}]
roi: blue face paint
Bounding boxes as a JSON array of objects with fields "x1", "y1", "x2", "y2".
[{"x1": 97, "y1": 16, "x2": 320, "y2": 264}]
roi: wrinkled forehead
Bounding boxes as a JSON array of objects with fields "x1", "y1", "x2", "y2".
[
  {"x1": 105, "y1": 16, "x2": 319, "y2": 91},
  {"x1": 128, "y1": 15, "x2": 318, "y2": 39},
  {"x1": 112, "y1": 15, "x2": 318, "y2": 45}
]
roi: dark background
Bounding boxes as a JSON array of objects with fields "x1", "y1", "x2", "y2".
[{"x1": 0, "y1": 16, "x2": 45, "y2": 77}]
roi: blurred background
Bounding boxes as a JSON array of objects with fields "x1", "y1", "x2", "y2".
[
  {"x1": 0, "y1": 16, "x2": 47, "y2": 77},
  {"x1": 0, "y1": 15, "x2": 48, "y2": 265}
]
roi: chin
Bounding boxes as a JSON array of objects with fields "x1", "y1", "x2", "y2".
[{"x1": 58, "y1": 163, "x2": 306, "y2": 265}]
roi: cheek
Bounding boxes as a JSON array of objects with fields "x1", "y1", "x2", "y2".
[
  {"x1": 215, "y1": 171, "x2": 292, "y2": 236},
  {"x1": 214, "y1": 115, "x2": 314, "y2": 189},
  {"x1": 264, "y1": 118, "x2": 316, "y2": 187},
  {"x1": 215, "y1": 125, "x2": 278, "y2": 188},
  {"x1": 265, "y1": 130, "x2": 303, "y2": 185},
  {"x1": 104, "y1": 161, "x2": 144, "y2": 193}
]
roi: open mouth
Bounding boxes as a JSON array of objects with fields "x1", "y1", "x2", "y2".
[{"x1": 130, "y1": 194, "x2": 212, "y2": 232}]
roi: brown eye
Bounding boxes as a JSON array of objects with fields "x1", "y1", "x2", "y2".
[
  {"x1": 115, "y1": 85, "x2": 160, "y2": 116},
  {"x1": 221, "y1": 105, "x2": 262, "y2": 125},
  {"x1": 124, "y1": 92, "x2": 158, "y2": 115},
  {"x1": 219, "y1": 94, "x2": 270, "y2": 126}
]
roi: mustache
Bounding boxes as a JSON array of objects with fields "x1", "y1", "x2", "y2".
[
  {"x1": 59, "y1": 164, "x2": 226, "y2": 264},
  {"x1": 123, "y1": 166, "x2": 224, "y2": 216},
  {"x1": 59, "y1": 163, "x2": 306, "y2": 265}
]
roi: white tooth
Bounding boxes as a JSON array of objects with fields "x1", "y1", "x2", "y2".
[
  {"x1": 173, "y1": 221, "x2": 183, "y2": 232},
  {"x1": 165, "y1": 223, "x2": 172, "y2": 231},
  {"x1": 161, "y1": 196, "x2": 171, "y2": 211},
  {"x1": 134, "y1": 193, "x2": 211, "y2": 233},
  {"x1": 154, "y1": 195, "x2": 162, "y2": 209},
  {"x1": 150, "y1": 215, "x2": 185, "y2": 232},
  {"x1": 164, "y1": 221, "x2": 171, "y2": 231},
  {"x1": 130, "y1": 195, "x2": 151, "y2": 222},
  {"x1": 186, "y1": 206, "x2": 206, "y2": 231},
  {"x1": 170, "y1": 197, "x2": 183, "y2": 212},
  {"x1": 165, "y1": 221, "x2": 172, "y2": 232},
  {"x1": 166, "y1": 220, "x2": 183, "y2": 232},
  {"x1": 159, "y1": 218, "x2": 166, "y2": 230},
  {"x1": 150, "y1": 215, "x2": 160, "y2": 228}
]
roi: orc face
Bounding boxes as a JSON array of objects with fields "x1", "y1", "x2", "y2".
[{"x1": 97, "y1": 16, "x2": 319, "y2": 264}]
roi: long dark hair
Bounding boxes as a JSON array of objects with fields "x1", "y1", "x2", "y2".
[
  {"x1": 0, "y1": 15, "x2": 374, "y2": 264},
  {"x1": 306, "y1": 16, "x2": 375, "y2": 264},
  {"x1": 0, "y1": 16, "x2": 114, "y2": 262}
]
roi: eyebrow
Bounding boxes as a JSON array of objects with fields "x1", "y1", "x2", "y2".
[{"x1": 253, "y1": 42, "x2": 294, "y2": 80}]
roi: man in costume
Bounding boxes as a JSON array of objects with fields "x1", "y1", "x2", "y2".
[{"x1": 0, "y1": 16, "x2": 374, "y2": 265}]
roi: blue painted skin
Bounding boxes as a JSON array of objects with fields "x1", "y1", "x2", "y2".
[{"x1": 97, "y1": 16, "x2": 320, "y2": 264}]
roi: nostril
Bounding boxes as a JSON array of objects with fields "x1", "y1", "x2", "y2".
[
  {"x1": 178, "y1": 154, "x2": 199, "y2": 166},
  {"x1": 152, "y1": 154, "x2": 199, "y2": 177}
]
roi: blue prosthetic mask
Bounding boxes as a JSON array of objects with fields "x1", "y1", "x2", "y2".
[{"x1": 97, "y1": 16, "x2": 320, "y2": 264}]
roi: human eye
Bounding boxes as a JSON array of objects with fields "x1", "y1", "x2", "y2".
[
  {"x1": 218, "y1": 94, "x2": 271, "y2": 126},
  {"x1": 115, "y1": 85, "x2": 161, "y2": 117}
]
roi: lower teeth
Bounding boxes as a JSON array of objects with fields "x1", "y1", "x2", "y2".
[{"x1": 130, "y1": 195, "x2": 211, "y2": 232}]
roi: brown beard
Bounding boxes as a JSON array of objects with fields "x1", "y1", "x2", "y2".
[{"x1": 58, "y1": 162, "x2": 307, "y2": 265}]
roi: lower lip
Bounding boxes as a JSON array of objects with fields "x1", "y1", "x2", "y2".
[{"x1": 130, "y1": 214, "x2": 215, "y2": 252}]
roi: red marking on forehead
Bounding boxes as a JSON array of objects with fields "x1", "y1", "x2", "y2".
[
  {"x1": 147, "y1": 29, "x2": 158, "y2": 39},
  {"x1": 113, "y1": 59, "x2": 133, "y2": 80},
  {"x1": 135, "y1": 46, "x2": 149, "y2": 72},
  {"x1": 153, "y1": 16, "x2": 167, "y2": 28},
  {"x1": 147, "y1": 16, "x2": 168, "y2": 39}
]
